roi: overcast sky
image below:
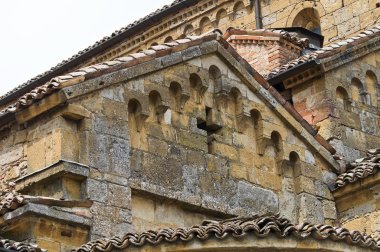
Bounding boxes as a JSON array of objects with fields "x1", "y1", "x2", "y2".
[{"x1": 0, "y1": 0, "x2": 173, "y2": 96}]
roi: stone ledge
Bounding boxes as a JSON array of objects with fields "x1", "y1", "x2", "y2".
[
  {"x1": 15, "y1": 160, "x2": 89, "y2": 192},
  {"x1": 0, "y1": 202, "x2": 92, "y2": 227}
]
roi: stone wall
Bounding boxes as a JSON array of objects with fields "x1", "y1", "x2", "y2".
[
  {"x1": 292, "y1": 51, "x2": 380, "y2": 163},
  {"x1": 68, "y1": 53, "x2": 338, "y2": 239},
  {"x1": 334, "y1": 174, "x2": 380, "y2": 239},
  {"x1": 0, "y1": 49, "x2": 338, "y2": 241}
]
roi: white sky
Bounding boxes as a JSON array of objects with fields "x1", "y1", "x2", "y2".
[{"x1": 0, "y1": 0, "x2": 173, "y2": 96}]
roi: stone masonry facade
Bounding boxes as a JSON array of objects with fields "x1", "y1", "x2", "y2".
[{"x1": 0, "y1": 0, "x2": 380, "y2": 251}]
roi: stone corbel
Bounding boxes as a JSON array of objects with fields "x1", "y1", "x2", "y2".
[
  {"x1": 214, "y1": 91, "x2": 229, "y2": 111},
  {"x1": 206, "y1": 107, "x2": 223, "y2": 131},
  {"x1": 236, "y1": 106, "x2": 251, "y2": 133},
  {"x1": 256, "y1": 136, "x2": 271, "y2": 156}
]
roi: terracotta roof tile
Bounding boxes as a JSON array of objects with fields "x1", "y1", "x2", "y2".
[
  {"x1": 74, "y1": 214, "x2": 380, "y2": 252},
  {"x1": 0, "y1": 32, "x2": 217, "y2": 117},
  {"x1": 264, "y1": 24, "x2": 380, "y2": 80},
  {"x1": 335, "y1": 149, "x2": 380, "y2": 189},
  {"x1": 0, "y1": 238, "x2": 43, "y2": 252}
]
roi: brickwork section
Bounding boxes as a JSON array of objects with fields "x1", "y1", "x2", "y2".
[{"x1": 291, "y1": 51, "x2": 380, "y2": 164}]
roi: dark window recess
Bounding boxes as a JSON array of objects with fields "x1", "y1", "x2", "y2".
[
  {"x1": 197, "y1": 107, "x2": 221, "y2": 135},
  {"x1": 376, "y1": 2, "x2": 380, "y2": 8}
]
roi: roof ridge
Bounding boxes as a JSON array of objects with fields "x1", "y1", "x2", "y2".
[
  {"x1": 265, "y1": 23, "x2": 380, "y2": 80},
  {"x1": 74, "y1": 213, "x2": 380, "y2": 252},
  {"x1": 0, "y1": 31, "x2": 219, "y2": 116}
]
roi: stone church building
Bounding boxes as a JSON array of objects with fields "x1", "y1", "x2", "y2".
[{"x1": 0, "y1": 0, "x2": 380, "y2": 251}]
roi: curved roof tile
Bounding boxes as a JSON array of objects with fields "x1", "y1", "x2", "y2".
[
  {"x1": 335, "y1": 149, "x2": 380, "y2": 189},
  {"x1": 265, "y1": 24, "x2": 380, "y2": 80},
  {"x1": 74, "y1": 214, "x2": 380, "y2": 252}
]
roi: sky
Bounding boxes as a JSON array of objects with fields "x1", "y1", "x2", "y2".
[{"x1": 0, "y1": 0, "x2": 173, "y2": 96}]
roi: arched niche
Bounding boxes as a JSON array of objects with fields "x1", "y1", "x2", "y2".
[
  {"x1": 128, "y1": 99, "x2": 143, "y2": 132},
  {"x1": 164, "y1": 36, "x2": 173, "y2": 43},
  {"x1": 183, "y1": 24, "x2": 194, "y2": 36},
  {"x1": 199, "y1": 17, "x2": 213, "y2": 34},
  {"x1": 292, "y1": 8, "x2": 321, "y2": 34},
  {"x1": 169, "y1": 82, "x2": 182, "y2": 111},
  {"x1": 228, "y1": 87, "x2": 243, "y2": 117},
  {"x1": 233, "y1": 1, "x2": 247, "y2": 20},
  {"x1": 351, "y1": 77, "x2": 366, "y2": 104},
  {"x1": 216, "y1": 8, "x2": 229, "y2": 28},
  {"x1": 282, "y1": 151, "x2": 301, "y2": 178},
  {"x1": 209, "y1": 65, "x2": 222, "y2": 94},
  {"x1": 336, "y1": 86, "x2": 350, "y2": 111},
  {"x1": 189, "y1": 73, "x2": 206, "y2": 104},
  {"x1": 150, "y1": 42, "x2": 158, "y2": 47},
  {"x1": 366, "y1": 70, "x2": 378, "y2": 107},
  {"x1": 148, "y1": 91, "x2": 166, "y2": 123}
]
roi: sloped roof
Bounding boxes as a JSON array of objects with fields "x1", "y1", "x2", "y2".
[
  {"x1": 265, "y1": 24, "x2": 380, "y2": 80},
  {"x1": 0, "y1": 238, "x2": 43, "y2": 252},
  {"x1": 335, "y1": 149, "x2": 380, "y2": 189},
  {"x1": 0, "y1": 0, "x2": 197, "y2": 106},
  {"x1": 74, "y1": 214, "x2": 380, "y2": 252},
  {"x1": 0, "y1": 31, "x2": 337, "y2": 158}
]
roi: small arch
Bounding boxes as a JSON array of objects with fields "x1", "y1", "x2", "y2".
[
  {"x1": 190, "y1": 73, "x2": 205, "y2": 104},
  {"x1": 228, "y1": 87, "x2": 243, "y2": 116},
  {"x1": 169, "y1": 82, "x2": 182, "y2": 111},
  {"x1": 149, "y1": 91, "x2": 164, "y2": 123},
  {"x1": 164, "y1": 36, "x2": 173, "y2": 43},
  {"x1": 286, "y1": 151, "x2": 301, "y2": 177},
  {"x1": 150, "y1": 42, "x2": 158, "y2": 47},
  {"x1": 292, "y1": 8, "x2": 321, "y2": 34},
  {"x1": 366, "y1": 70, "x2": 378, "y2": 107},
  {"x1": 233, "y1": 1, "x2": 247, "y2": 20},
  {"x1": 336, "y1": 86, "x2": 350, "y2": 110},
  {"x1": 199, "y1": 17, "x2": 213, "y2": 34},
  {"x1": 216, "y1": 8, "x2": 229, "y2": 27},
  {"x1": 351, "y1": 77, "x2": 366, "y2": 104},
  {"x1": 128, "y1": 99, "x2": 143, "y2": 132},
  {"x1": 183, "y1": 24, "x2": 194, "y2": 36},
  {"x1": 271, "y1": 131, "x2": 283, "y2": 153},
  {"x1": 251, "y1": 109, "x2": 263, "y2": 140},
  {"x1": 209, "y1": 65, "x2": 222, "y2": 93}
]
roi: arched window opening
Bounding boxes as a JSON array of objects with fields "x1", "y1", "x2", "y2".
[
  {"x1": 149, "y1": 91, "x2": 165, "y2": 123},
  {"x1": 366, "y1": 70, "x2": 378, "y2": 107},
  {"x1": 169, "y1": 82, "x2": 182, "y2": 111},
  {"x1": 190, "y1": 73, "x2": 205, "y2": 104},
  {"x1": 183, "y1": 24, "x2": 194, "y2": 37},
  {"x1": 336, "y1": 86, "x2": 350, "y2": 110},
  {"x1": 209, "y1": 65, "x2": 222, "y2": 93},
  {"x1": 128, "y1": 99, "x2": 143, "y2": 132},
  {"x1": 292, "y1": 8, "x2": 321, "y2": 34},
  {"x1": 271, "y1": 131, "x2": 283, "y2": 154},
  {"x1": 285, "y1": 151, "x2": 301, "y2": 178},
  {"x1": 351, "y1": 78, "x2": 367, "y2": 104},
  {"x1": 233, "y1": 1, "x2": 247, "y2": 20},
  {"x1": 199, "y1": 17, "x2": 213, "y2": 34},
  {"x1": 216, "y1": 9, "x2": 229, "y2": 28},
  {"x1": 164, "y1": 36, "x2": 173, "y2": 43},
  {"x1": 228, "y1": 87, "x2": 243, "y2": 116},
  {"x1": 251, "y1": 109, "x2": 263, "y2": 140}
]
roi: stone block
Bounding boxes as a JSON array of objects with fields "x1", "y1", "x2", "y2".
[
  {"x1": 236, "y1": 181, "x2": 279, "y2": 214},
  {"x1": 87, "y1": 179, "x2": 108, "y2": 203},
  {"x1": 297, "y1": 193, "x2": 324, "y2": 224},
  {"x1": 108, "y1": 183, "x2": 131, "y2": 209}
]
